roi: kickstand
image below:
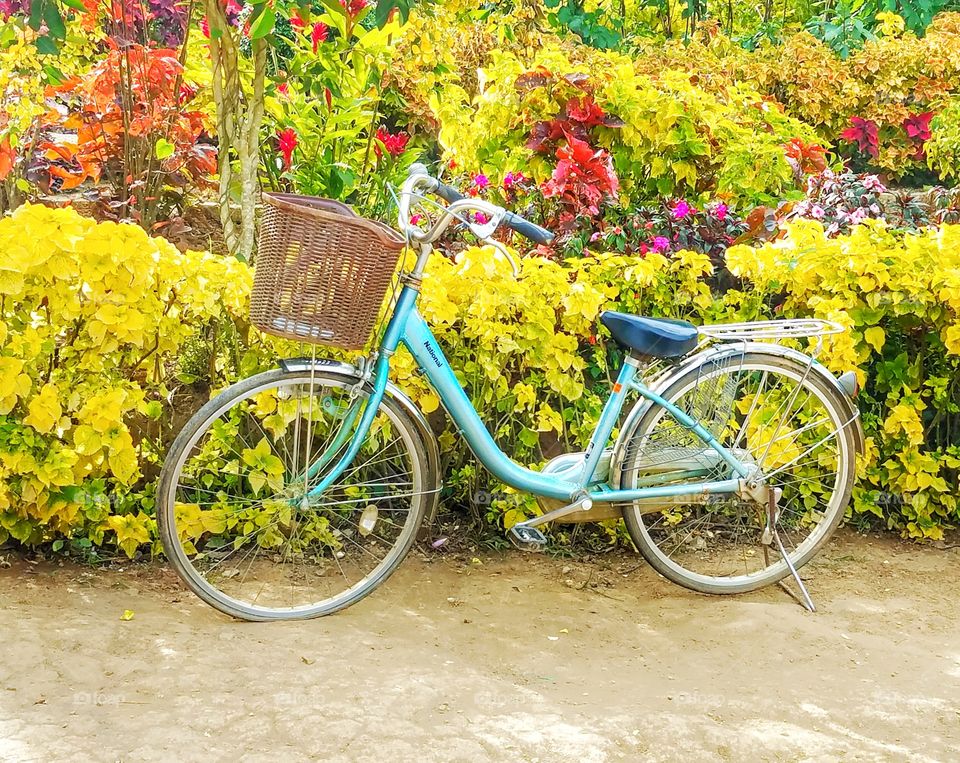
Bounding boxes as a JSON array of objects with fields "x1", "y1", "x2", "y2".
[{"x1": 762, "y1": 490, "x2": 817, "y2": 613}]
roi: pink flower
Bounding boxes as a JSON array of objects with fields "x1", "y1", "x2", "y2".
[
  {"x1": 651, "y1": 236, "x2": 670, "y2": 252},
  {"x1": 374, "y1": 127, "x2": 409, "y2": 159},
  {"x1": 672, "y1": 199, "x2": 692, "y2": 219},
  {"x1": 589, "y1": 232, "x2": 601, "y2": 242},
  {"x1": 277, "y1": 128, "x2": 298, "y2": 170},
  {"x1": 810, "y1": 204, "x2": 825, "y2": 220},
  {"x1": 410, "y1": 214, "x2": 423, "y2": 225},
  {"x1": 473, "y1": 174, "x2": 489, "y2": 189},
  {"x1": 714, "y1": 203, "x2": 729, "y2": 221},
  {"x1": 226, "y1": 0, "x2": 243, "y2": 21},
  {"x1": 311, "y1": 22, "x2": 329, "y2": 53},
  {"x1": 474, "y1": 212, "x2": 490, "y2": 225}
]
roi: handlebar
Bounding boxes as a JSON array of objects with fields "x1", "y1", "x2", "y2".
[
  {"x1": 398, "y1": 163, "x2": 554, "y2": 248},
  {"x1": 432, "y1": 181, "x2": 555, "y2": 245}
]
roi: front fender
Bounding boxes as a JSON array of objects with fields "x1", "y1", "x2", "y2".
[
  {"x1": 280, "y1": 358, "x2": 442, "y2": 530},
  {"x1": 610, "y1": 343, "x2": 866, "y2": 481}
]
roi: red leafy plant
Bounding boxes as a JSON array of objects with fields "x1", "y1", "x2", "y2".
[
  {"x1": 840, "y1": 117, "x2": 880, "y2": 158},
  {"x1": 541, "y1": 135, "x2": 620, "y2": 225},
  {"x1": 524, "y1": 87, "x2": 623, "y2": 230},
  {"x1": 39, "y1": 43, "x2": 216, "y2": 231}
]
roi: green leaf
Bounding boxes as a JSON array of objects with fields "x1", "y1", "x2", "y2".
[
  {"x1": 42, "y1": 64, "x2": 65, "y2": 85},
  {"x1": 60, "y1": 0, "x2": 88, "y2": 11},
  {"x1": 34, "y1": 35, "x2": 59, "y2": 56},
  {"x1": 249, "y1": 4, "x2": 277, "y2": 39},
  {"x1": 28, "y1": 0, "x2": 43, "y2": 31},
  {"x1": 42, "y1": 1, "x2": 67, "y2": 40},
  {"x1": 375, "y1": 0, "x2": 395, "y2": 27},
  {"x1": 154, "y1": 138, "x2": 175, "y2": 160}
]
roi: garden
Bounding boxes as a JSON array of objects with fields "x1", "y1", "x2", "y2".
[{"x1": 1, "y1": 0, "x2": 960, "y2": 562}]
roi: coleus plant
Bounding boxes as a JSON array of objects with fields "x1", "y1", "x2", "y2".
[{"x1": 39, "y1": 43, "x2": 217, "y2": 229}]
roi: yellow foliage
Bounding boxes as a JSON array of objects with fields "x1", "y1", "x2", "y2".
[{"x1": 0, "y1": 204, "x2": 251, "y2": 553}]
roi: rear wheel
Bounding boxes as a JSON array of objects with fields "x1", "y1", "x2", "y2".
[
  {"x1": 620, "y1": 351, "x2": 856, "y2": 594},
  {"x1": 158, "y1": 369, "x2": 431, "y2": 621}
]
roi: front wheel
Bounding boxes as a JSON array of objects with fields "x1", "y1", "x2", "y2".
[
  {"x1": 158, "y1": 368, "x2": 432, "y2": 621},
  {"x1": 619, "y1": 351, "x2": 857, "y2": 595}
]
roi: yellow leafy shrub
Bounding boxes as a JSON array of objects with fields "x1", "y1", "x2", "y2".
[
  {"x1": 0, "y1": 204, "x2": 251, "y2": 554},
  {"x1": 3, "y1": 206, "x2": 957, "y2": 552},
  {"x1": 726, "y1": 220, "x2": 960, "y2": 539}
]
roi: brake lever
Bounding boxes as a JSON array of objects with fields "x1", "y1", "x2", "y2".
[
  {"x1": 466, "y1": 207, "x2": 506, "y2": 240},
  {"x1": 481, "y1": 237, "x2": 520, "y2": 278}
]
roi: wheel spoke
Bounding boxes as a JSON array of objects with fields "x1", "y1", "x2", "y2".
[
  {"x1": 160, "y1": 373, "x2": 429, "y2": 620},
  {"x1": 622, "y1": 355, "x2": 854, "y2": 593}
]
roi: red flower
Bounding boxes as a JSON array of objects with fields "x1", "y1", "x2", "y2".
[
  {"x1": 200, "y1": 16, "x2": 210, "y2": 37},
  {"x1": 840, "y1": 117, "x2": 880, "y2": 158},
  {"x1": 290, "y1": 13, "x2": 308, "y2": 31},
  {"x1": 324, "y1": 87, "x2": 333, "y2": 110},
  {"x1": 374, "y1": 127, "x2": 409, "y2": 158},
  {"x1": 311, "y1": 22, "x2": 329, "y2": 53},
  {"x1": 903, "y1": 111, "x2": 933, "y2": 143},
  {"x1": 277, "y1": 128, "x2": 298, "y2": 169},
  {"x1": 340, "y1": 0, "x2": 368, "y2": 18},
  {"x1": 276, "y1": 82, "x2": 289, "y2": 97}
]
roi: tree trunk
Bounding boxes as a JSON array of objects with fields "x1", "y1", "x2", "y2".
[{"x1": 205, "y1": 0, "x2": 266, "y2": 262}]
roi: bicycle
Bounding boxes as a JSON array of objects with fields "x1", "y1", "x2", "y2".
[{"x1": 158, "y1": 164, "x2": 865, "y2": 621}]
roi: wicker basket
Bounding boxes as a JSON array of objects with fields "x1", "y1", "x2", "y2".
[{"x1": 252, "y1": 193, "x2": 406, "y2": 350}]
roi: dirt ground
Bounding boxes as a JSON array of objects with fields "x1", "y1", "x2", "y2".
[{"x1": 0, "y1": 529, "x2": 958, "y2": 763}]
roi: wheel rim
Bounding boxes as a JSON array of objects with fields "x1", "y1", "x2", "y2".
[
  {"x1": 163, "y1": 375, "x2": 425, "y2": 618},
  {"x1": 623, "y1": 358, "x2": 852, "y2": 590}
]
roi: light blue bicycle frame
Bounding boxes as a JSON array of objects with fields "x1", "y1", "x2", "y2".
[{"x1": 308, "y1": 283, "x2": 752, "y2": 504}]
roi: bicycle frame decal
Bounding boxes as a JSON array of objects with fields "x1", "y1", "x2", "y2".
[{"x1": 309, "y1": 284, "x2": 750, "y2": 504}]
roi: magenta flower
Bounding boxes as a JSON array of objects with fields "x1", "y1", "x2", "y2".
[
  {"x1": 651, "y1": 236, "x2": 670, "y2": 252},
  {"x1": 714, "y1": 203, "x2": 729, "y2": 221},
  {"x1": 473, "y1": 174, "x2": 489, "y2": 190},
  {"x1": 474, "y1": 212, "x2": 490, "y2": 225},
  {"x1": 410, "y1": 214, "x2": 423, "y2": 225},
  {"x1": 672, "y1": 199, "x2": 692, "y2": 219},
  {"x1": 503, "y1": 171, "x2": 526, "y2": 189}
]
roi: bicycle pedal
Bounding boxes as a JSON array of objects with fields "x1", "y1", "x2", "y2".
[{"x1": 508, "y1": 525, "x2": 548, "y2": 551}]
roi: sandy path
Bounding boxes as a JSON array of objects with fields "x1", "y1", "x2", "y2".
[{"x1": 1, "y1": 529, "x2": 958, "y2": 762}]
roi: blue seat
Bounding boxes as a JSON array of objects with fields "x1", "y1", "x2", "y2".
[{"x1": 600, "y1": 311, "x2": 699, "y2": 358}]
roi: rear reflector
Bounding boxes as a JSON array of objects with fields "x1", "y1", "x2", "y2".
[{"x1": 838, "y1": 371, "x2": 859, "y2": 398}]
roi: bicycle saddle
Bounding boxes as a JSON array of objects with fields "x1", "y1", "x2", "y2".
[{"x1": 600, "y1": 311, "x2": 699, "y2": 358}]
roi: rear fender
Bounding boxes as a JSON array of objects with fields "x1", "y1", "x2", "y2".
[{"x1": 610, "y1": 343, "x2": 866, "y2": 482}]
